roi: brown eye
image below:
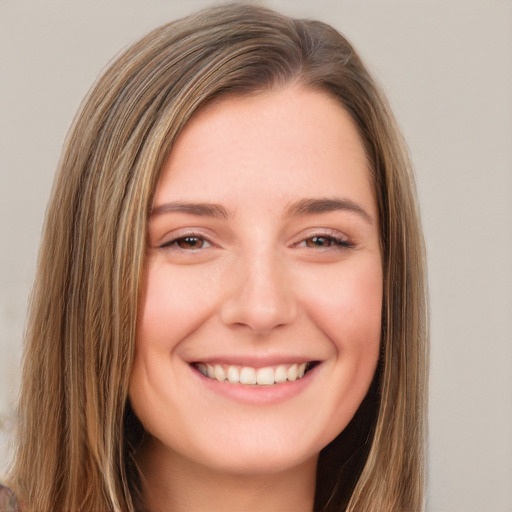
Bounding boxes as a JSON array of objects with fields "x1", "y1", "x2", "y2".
[
  {"x1": 300, "y1": 234, "x2": 352, "y2": 250},
  {"x1": 305, "y1": 236, "x2": 333, "y2": 248},
  {"x1": 176, "y1": 236, "x2": 205, "y2": 250},
  {"x1": 159, "y1": 234, "x2": 212, "y2": 251}
]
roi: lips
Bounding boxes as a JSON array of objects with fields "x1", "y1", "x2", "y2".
[{"x1": 193, "y1": 362, "x2": 316, "y2": 386}]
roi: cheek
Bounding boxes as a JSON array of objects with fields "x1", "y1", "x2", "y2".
[
  {"x1": 302, "y1": 258, "x2": 383, "y2": 351},
  {"x1": 300, "y1": 259, "x2": 382, "y2": 436},
  {"x1": 136, "y1": 263, "x2": 214, "y2": 351},
  {"x1": 130, "y1": 266, "x2": 202, "y2": 420}
]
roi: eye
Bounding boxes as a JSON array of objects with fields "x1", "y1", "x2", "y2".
[
  {"x1": 305, "y1": 236, "x2": 339, "y2": 248},
  {"x1": 161, "y1": 235, "x2": 212, "y2": 251},
  {"x1": 301, "y1": 234, "x2": 352, "y2": 249}
]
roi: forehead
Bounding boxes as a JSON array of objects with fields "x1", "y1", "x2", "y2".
[{"x1": 154, "y1": 85, "x2": 376, "y2": 217}]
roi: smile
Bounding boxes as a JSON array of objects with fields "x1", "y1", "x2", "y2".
[{"x1": 193, "y1": 362, "x2": 316, "y2": 386}]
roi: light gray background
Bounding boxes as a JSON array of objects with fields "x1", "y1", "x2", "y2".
[{"x1": 1, "y1": 1, "x2": 511, "y2": 510}]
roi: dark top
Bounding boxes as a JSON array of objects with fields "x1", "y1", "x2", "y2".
[{"x1": 0, "y1": 485, "x2": 20, "y2": 512}]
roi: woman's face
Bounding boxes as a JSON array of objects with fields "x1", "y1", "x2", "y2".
[{"x1": 129, "y1": 85, "x2": 382, "y2": 476}]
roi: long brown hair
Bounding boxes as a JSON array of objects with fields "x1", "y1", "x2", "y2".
[{"x1": 10, "y1": 4, "x2": 428, "y2": 511}]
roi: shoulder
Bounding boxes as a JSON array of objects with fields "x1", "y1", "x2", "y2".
[{"x1": 0, "y1": 485, "x2": 20, "y2": 512}]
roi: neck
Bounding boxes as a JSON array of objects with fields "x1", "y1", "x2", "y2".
[{"x1": 137, "y1": 439, "x2": 317, "y2": 512}]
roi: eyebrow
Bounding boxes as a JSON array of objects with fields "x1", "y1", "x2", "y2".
[
  {"x1": 150, "y1": 197, "x2": 373, "y2": 223},
  {"x1": 151, "y1": 201, "x2": 231, "y2": 218},
  {"x1": 286, "y1": 197, "x2": 374, "y2": 224}
]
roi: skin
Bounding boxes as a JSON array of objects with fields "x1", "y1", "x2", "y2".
[{"x1": 129, "y1": 84, "x2": 383, "y2": 512}]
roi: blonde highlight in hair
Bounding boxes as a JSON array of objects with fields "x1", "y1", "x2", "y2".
[{"x1": 11, "y1": 4, "x2": 428, "y2": 511}]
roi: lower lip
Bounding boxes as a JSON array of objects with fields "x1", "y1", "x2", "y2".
[{"x1": 189, "y1": 364, "x2": 320, "y2": 405}]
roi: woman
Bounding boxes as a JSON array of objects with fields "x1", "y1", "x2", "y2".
[{"x1": 5, "y1": 4, "x2": 428, "y2": 511}]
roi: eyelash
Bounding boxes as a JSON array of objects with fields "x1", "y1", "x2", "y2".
[
  {"x1": 294, "y1": 232, "x2": 353, "y2": 251},
  {"x1": 160, "y1": 233, "x2": 212, "y2": 251},
  {"x1": 159, "y1": 231, "x2": 352, "y2": 252}
]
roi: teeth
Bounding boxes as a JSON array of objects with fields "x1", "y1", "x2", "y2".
[
  {"x1": 197, "y1": 363, "x2": 208, "y2": 377},
  {"x1": 287, "y1": 364, "x2": 298, "y2": 382},
  {"x1": 227, "y1": 366, "x2": 240, "y2": 383},
  {"x1": 214, "y1": 365, "x2": 226, "y2": 382},
  {"x1": 274, "y1": 365, "x2": 287, "y2": 383},
  {"x1": 256, "y1": 367, "x2": 274, "y2": 386},
  {"x1": 239, "y1": 367, "x2": 256, "y2": 385},
  {"x1": 196, "y1": 362, "x2": 310, "y2": 386}
]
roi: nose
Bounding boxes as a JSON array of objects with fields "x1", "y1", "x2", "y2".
[{"x1": 219, "y1": 249, "x2": 297, "y2": 335}]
